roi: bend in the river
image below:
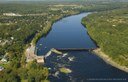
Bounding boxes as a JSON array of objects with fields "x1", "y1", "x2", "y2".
[{"x1": 36, "y1": 12, "x2": 128, "y2": 82}]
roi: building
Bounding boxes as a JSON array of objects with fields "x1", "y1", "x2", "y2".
[
  {"x1": 36, "y1": 56, "x2": 44, "y2": 64},
  {"x1": 0, "y1": 66, "x2": 4, "y2": 71}
]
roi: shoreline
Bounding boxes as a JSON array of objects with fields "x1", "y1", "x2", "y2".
[
  {"x1": 25, "y1": 43, "x2": 45, "y2": 63},
  {"x1": 25, "y1": 12, "x2": 128, "y2": 73},
  {"x1": 82, "y1": 14, "x2": 128, "y2": 73},
  {"x1": 93, "y1": 48, "x2": 128, "y2": 73},
  {"x1": 32, "y1": 11, "x2": 80, "y2": 45},
  {"x1": 25, "y1": 11, "x2": 80, "y2": 63}
]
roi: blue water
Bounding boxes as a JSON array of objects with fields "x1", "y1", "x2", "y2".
[
  {"x1": 36, "y1": 13, "x2": 128, "y2": 82},
  {"x1": 36, "y1": 13, "x2": 96, "y2": 55}
]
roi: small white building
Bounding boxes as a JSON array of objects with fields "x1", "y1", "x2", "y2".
[
  {"x1": 0, "y1": 66, "x2": 4, "y2": 71},
  {"x1": 11, "y1": 37, "x2": 14, "y2": 40},
  {"x1": 3, "y1": 13, "x2": 22, "y2": 16},
  {"x1": 1, "y1": 58, "x2": 7, "y2": 62},
  {"x1": 36, "y1": 56, "x2": 44, "y2": 64}
]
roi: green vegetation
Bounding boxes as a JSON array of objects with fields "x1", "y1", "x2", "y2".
[
  {"x1": 59, "y1": 67, "x2": 72, "y2": 74},
  {"x1": 0, "y1": 0, "x2": 128, "y2": 82},
  {"x1": 51, "y1": 48, "x2": 63, "y2": 55},
  {"x1": 82, "y1": 8, "x2": 128, "y2": 67},
  {"x1": 0, "y1": 2, "x2": 82, "y2": 82},
  {"x1": 0, "y1": 60, "x2": 49, "y2": 82}
]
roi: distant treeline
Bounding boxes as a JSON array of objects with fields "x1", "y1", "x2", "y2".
[{"x1": 0, "y1": 1, "x2": 128, "y2": 82}]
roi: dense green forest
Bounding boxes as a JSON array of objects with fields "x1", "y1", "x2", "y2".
[
  {"x1": 0, "y1": 0, "x2": 128, "y2": 82},
  {"x1": 82, "y1": 8, "x2": 128, "y2": 67},
  {"x1": 0, "y1": 2, "x2": 81, "y2": 82}
]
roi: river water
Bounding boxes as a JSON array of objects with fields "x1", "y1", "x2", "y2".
[{"x1": 36, "y1": 13, "x2": 128, "y2": 82}]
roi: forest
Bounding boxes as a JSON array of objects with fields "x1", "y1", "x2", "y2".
[
  {"x1": 0, "y1": 0, "x2": 128, "y2": 82},
  {"x1": 82, "y1": 8, "x2": 128, "y2": 67}
]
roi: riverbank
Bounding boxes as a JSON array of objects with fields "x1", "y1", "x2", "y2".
[
  {"x1": 25, "y1": 11, "x2": 81, "y2": 63},
  {"x1": 25, "y1": 44, "x2": 36, "y2": 62},
  {"x1": 93, "y1": 48, "x2": 128, "y2": 73},
  {"x1": 32, "y1": 11, "x2": 80, "y2": 45},
  {"x1": 27, "y1": 12, "x2": 128, "y2": 82},
  {"x1": 82, "y1": 9, "x2": 128, "y2": 73},
  {"x1": 25, "y1": 43, "x2": 44, "y2": 63}
]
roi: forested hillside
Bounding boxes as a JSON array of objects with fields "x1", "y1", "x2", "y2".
[
  {"x1": 0, "y1": 2, "x2": 82, "y2": 81},
  {"x1": 0, "y1": 0, "x2": 128, "y2": 81},
  {"x1": 82, "y1": 8, "x2": 128, "y2": 67}
]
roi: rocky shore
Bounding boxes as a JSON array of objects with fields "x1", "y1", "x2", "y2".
[
  {"x1": 93, "y1": 48, "x2": 128, "y2": 73},
  {"x1": 25, "y1": 44, "x2": 44, "y2": 63}
]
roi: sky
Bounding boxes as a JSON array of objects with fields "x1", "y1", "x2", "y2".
[
  {"x1": 0, "y1": 0, "x2": 111, "y2": 1},
  {"x1": 0, "y1": 0, "x2": 105, "y2": 1},
  {"x1": 0, "y1": 0, "x2": 128, "y2": 1},
  {"x1": 0, "y1": 0, "x2": 61, "y2": 1},
  {"x1": 1, "y1": 0, "x2": 68, "y2": 1}
]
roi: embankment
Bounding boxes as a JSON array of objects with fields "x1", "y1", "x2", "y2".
[
  {"x1": 93, "y1": 48, "x2": 128, "y2": 73},
  {"x1": 25, "y1": 11, "x2": 80, "y2": 63}
]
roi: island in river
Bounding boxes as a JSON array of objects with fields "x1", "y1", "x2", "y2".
[
  {"x1": 36, "y1": 12, "x2": 128, "y2": 82},
  {"x1": 1, "y1": 1, "x2": 128, "y2": 82}
]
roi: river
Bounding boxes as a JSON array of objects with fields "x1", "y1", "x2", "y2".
[{"x1": 36, "y1": 13, "x2": 128, "y2": 82}]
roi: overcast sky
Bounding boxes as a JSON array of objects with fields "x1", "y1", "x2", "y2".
[
  {"x1": 0, "y1": 0, "x2": 128, "y2": 1},
  {"x1": 0, "y1": 0, "x2": 61, "y2": 1},
  {"x1": 0, "y1": 0, "x2": 48, "y2": 1},
  {"x1": 0, "y1": 0, "x2": 86, "y2": 1}
]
